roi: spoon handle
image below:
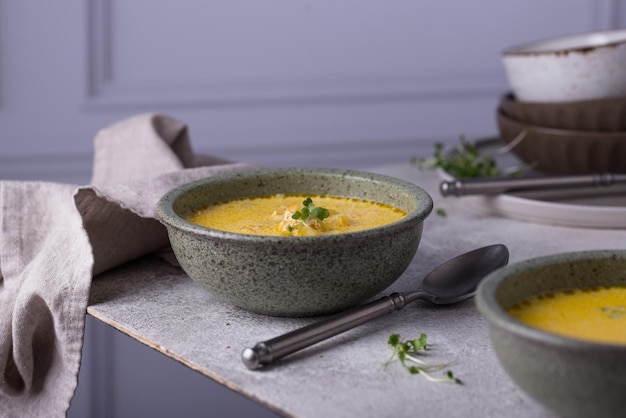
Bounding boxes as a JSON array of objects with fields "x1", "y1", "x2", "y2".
[
  {"x1": 242, "y1": 292, "x2": 413, "y2": 370},
  {"x1": 440, "y1": 173, "x2": 626, "y2": 197}
]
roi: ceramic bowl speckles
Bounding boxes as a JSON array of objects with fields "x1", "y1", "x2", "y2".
[
  {"x1": 502, "y1": 29, "x2": 626, "y2": 102},
  {"x1": 476, "y1": 250, "x2": 626, "y2": 418},
  {"x1": 156, "y1": 168, "x2": 433, "y2": 317}
]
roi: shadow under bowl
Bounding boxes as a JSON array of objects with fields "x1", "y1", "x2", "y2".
[
  {"x1": 476, "y1": 250, "x2": 626, "y2": 418},
  {"x1": 156, "y1": 167, "x2": 433, "y2": 317}
]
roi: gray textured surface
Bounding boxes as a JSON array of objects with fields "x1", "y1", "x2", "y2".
[{"x1": 87, "y1": 163, "x2": 626, "y2": 418}]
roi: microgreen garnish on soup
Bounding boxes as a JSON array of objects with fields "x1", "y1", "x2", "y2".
[
  {"x1": 292, "y1": 197, "x2": 330, "y2": 222},
  {"x1": 288, "y1": 198, "x2": 331, "y2": 235},
  {"x1": 384, "y1": 333, "x2": 462, "y2": 384}
]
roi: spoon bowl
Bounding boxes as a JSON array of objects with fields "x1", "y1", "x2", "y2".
[
  {"x1": 242, "y1": 244, "x2": 509, "y2": 369},
  {"x1": 415, "y1": 244, "x2": 511, "y2": 304}
]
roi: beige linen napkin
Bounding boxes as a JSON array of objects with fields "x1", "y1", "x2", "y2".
[{"x1": 0, "y1": 113, "x2": 256, "y2": 417}]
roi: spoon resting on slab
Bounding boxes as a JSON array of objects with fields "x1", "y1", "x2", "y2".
[{"x1": 242, "y1": 243, "x2": 509, "y2": 370}]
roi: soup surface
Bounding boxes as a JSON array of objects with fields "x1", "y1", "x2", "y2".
[
  {"x1": 507, "y1": 285, "x2": 626, "y2": 344},
  {"x1": 187, "y1": 194, "x2": 407, "y2": 236}
]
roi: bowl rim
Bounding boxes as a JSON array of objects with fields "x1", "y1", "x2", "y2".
[
  {"x1": 476, "y1": 249, "x2": 626, "y2": 350},
  {"x1": 156, "y1": 167, "x2": 433, "y2": 243},
  {"x1": 500, "y1": 91, "x2": 626, "y2": 107},
  {"x1": 503, "y1": 28, "x2": 626, "y2": 56}
]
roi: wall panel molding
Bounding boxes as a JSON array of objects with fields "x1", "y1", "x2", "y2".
[
  {"x1": 85, "y1": 0, "x2": 508, "y2": 109},
  {"x1": 84, "y1": 0, "x2": 625, "y2": 110},
  {"x1": 592, "y1": 0, "x2": 626, "y2": 29},
  {"x1": 0, "y1": 154, "x2": 92, "y2": 183},
  {"x1": 0, "y1": 139, "x2": 434, "y2": 183}
]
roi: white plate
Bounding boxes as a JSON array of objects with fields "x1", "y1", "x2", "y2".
[{"x1": 439, "y1": 139, "x2": 626, "y2": 229}]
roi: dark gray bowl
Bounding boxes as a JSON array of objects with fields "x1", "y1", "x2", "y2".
[
  {"x1": 476, "y1": 250, "x2": 626, "y2": 418},
  {"x1": 156, "y1": 168, "x2": 433, "y2": 317}
]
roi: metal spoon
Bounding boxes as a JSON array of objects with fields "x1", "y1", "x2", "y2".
[
  {"x1": 242, "y1": 243, "x2": 509, "y2": 370},
  {"x1": 440, "y1": 173, "x2": 626, "y2": 197}
]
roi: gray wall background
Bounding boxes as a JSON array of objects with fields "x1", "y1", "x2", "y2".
[{"x1": 1, "y1": 1, "x2": 624, "y2": 416}]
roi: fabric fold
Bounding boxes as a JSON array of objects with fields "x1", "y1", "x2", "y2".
[
  {"x1": 0, "y1": 113, "x2": 256, "y2": 417},
  {"x1": 0, "y1": 181, "x2": 94, "y2": 416},
  {"x1": 90, "y1": 113, "x2": 195, "y2": 187},
  {"x1": 76, "y1": 163, "x2": 254, "y2": 276}
]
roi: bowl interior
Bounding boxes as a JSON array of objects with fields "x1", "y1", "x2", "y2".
[
  {"x1": 165, "y1": 167, "x2": 430, "y2": 234},
  {"x1": 493, "y1": 253, "x2": 626, "y2": 311},
  {"x1": 478, "y1": 250, "x2": 626, "y2": 345},
  {"x1": 504, "y1": 29, "x2": 626, "y2": 54}
]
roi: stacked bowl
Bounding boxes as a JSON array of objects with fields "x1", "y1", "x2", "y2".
[{"x1": 498, "y1": 29, "x2": 626, "y2": 175}]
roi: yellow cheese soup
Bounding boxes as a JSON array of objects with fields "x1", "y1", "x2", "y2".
[
  {"x1": 187, "y1": 194, "x2": 407, "y2": 236},
  {"x1": 507, "y1": 286, "x2": 626, "y2": 345}
]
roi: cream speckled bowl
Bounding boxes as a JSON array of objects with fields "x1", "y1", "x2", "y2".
[
  {"x1": 503, "y1": 29, "x2": 626, "y2": 102},
  {"x1": 476, "y1": 250, "x2": 626, "y2": 418},
  {"x1": 157, "y1": 168, "x2": 433, "y2": 317}
]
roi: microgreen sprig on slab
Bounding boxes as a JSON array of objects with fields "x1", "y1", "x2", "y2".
[
  {"x1": 383, "y1": 333, "x2": 462, "y2": 385},
  {"x1": 412, "y1": 132, "x2": 533, "y2": 179},
  {"x1": 412, "y1": 137, "x2": 499, "y2": 179}
]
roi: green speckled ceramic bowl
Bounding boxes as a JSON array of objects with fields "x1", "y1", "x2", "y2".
[
  {"x1": 476, "y1": 250, "x2": 626, "y2": 418},
  {"x1": 156, "y1": 168, "x2": 433, "y2": 317}
]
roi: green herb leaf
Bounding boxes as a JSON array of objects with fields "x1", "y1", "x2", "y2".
[
  {"x1": 292, "y1": 198, "x2": 330, "y2": 222},
  {"x1": 311, "y1": 206, "x2": 330, "y2": 220},
  {"x1": 412, "y1": 136, "x2": 499, "y2": 178},
  {"x1": 388, "y1": 333, "x2": 401, "y2": 347},
  {"x1": 383, "y1": 333, "x2": 462, "y2": 385},
  {"x1": 288, "y1": 197, "x2": 331, "y2": 234}
]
